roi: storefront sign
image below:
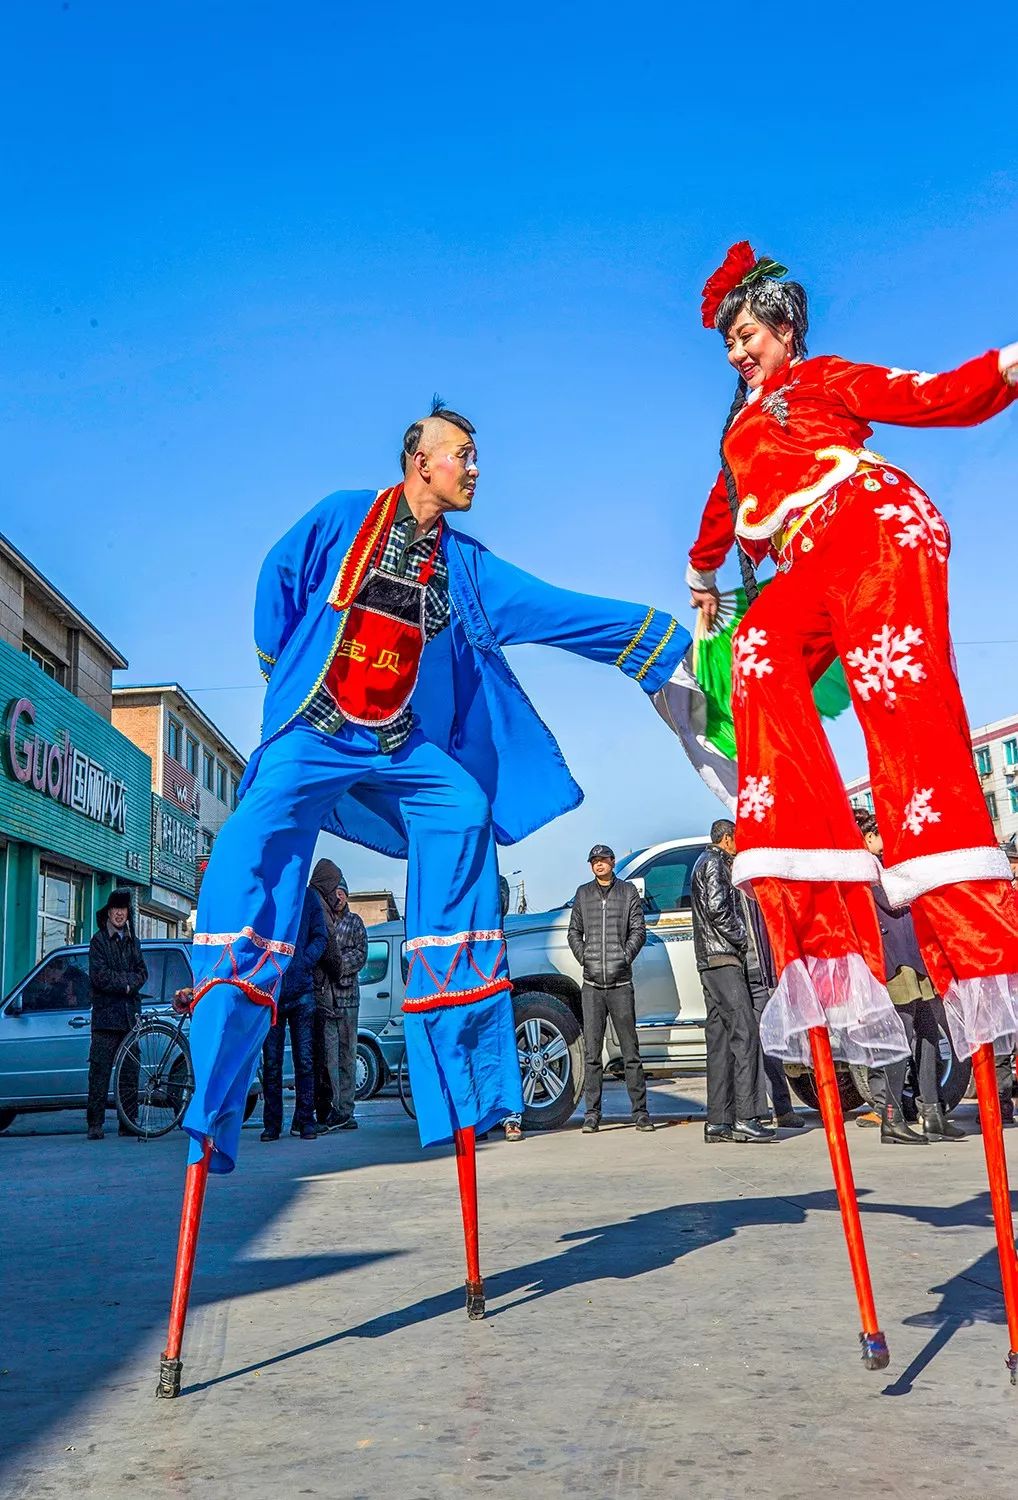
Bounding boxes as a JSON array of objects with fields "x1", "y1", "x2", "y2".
[
  {"x1": 6, "y1": 697, "x2": 127, "y2": 834},
  {"x1": 151, "y1": 794, "x2": 198, "y2": 899}
]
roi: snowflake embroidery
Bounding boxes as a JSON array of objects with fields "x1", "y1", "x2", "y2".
[
  {"x1": 873, "y1": 487, "x2": 949, "y2": 561},
  {"x1": 738, "y1": 774, "x2": 775, "y2": 824},
  {"x1": 761, "y1": 383, "x2": 796, "y2": 426},
  {"x1": 845, "y1": 624, "x2": 926, "y2": 706},
  {"x1": 902, "y1": 787, "x2": 942, "y2": 837},
  {"x1": 732, "y1": 627, "x2": 774, "y2": 704}
]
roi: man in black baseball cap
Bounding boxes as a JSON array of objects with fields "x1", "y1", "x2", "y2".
[{"x1": 568, "y1": 844, "x2": 652, "y2": 1133}]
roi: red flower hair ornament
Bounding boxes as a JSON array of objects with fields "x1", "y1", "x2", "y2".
[{"x1": 700, "y1": 241, "x2": 789, "y2": 330}]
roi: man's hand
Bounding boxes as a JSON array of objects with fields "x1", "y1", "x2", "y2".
[{"x1": 689, "y1": 586, "x2": 721, "y2": 628}]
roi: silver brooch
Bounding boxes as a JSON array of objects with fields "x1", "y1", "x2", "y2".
[{"x1": 761, "y1": 385, "x2": 794, "y2": 426}]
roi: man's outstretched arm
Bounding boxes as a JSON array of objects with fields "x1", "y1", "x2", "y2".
[{"x1": 471, "y1": 547, "x2": 690, "y2": 694}]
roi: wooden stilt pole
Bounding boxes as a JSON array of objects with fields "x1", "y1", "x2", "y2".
[
  {"x1": 970, "y1": 1043, "x2": 1018, "y2": 1383},
  {"x1": 454, "y1": 1126, "x2": 485, "y2": 1319},
  {"x1": 809, "y1": 1026, "x2": 889, "y2": 1369},
  {"x1": 156, "y1": 1137, "x2": 213, "y2": 1397}
]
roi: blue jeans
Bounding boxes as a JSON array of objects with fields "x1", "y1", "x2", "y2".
[{"x1": 262, "y1": 996, "x2": 316, "y2": 1134}]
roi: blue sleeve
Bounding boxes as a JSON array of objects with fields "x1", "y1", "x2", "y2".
[
  {"x1": 471, "y1": 546, "x2": 691, "y2": 694},
  {"x1": 253, "y1": 492, "x2": 359, "y2": 679}
]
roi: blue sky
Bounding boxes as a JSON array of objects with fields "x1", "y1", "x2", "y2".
[{"x1": 4, "y1": 2, "x2": 1018, "y2": 909}]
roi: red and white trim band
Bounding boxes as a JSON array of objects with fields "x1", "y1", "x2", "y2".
[
  {"x1": 402, "y1": 977, "x2": 513, "y2": 1013},
  {"x1": 405, "y1": 929, "x2": 504, "y2": 951},
  {"x1": 193, "y1": 926, "x2": 296, "y2": 957},
  {"x1": 732, "y1": 846, "x2": 881, "y2": 891},
  {"x1": 881, "y1": 846, "x2": 1013, "y2": 909}
]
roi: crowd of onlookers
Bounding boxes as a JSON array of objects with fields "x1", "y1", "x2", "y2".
[{"x1": 80, "y1": 823, "x2": 1018, "y2": 1144}]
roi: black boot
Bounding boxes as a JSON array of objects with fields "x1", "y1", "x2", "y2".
[
  {"x1": 880, "y1": 1098, "x2": 928, "y2": 1145},
  {"x1": 920, "y1": 1102, "x2": 966, "y2": 1141}
]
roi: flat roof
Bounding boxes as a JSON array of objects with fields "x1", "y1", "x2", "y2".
[
  {"x1": 0, "y1": 531, "x2": 128, "y2": 669},
  {"x1": 113, "y1": 683, "x2": 247, "y2": 768}
]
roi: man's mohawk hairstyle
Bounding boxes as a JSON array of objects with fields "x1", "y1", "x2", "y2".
[{"x1": 400, "y1": 397, "x2": 477, "y2": 474}]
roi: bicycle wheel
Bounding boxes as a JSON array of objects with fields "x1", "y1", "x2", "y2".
[
  {"x1": 396, "y1": 1046, "x2": 416, "y2": 1120},
  {"x1": 115, "y1": 1018, "x2": 194, "y2": 1138}
]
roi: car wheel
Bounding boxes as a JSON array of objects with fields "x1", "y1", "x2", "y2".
[
  {"x1": 848, "y1": 1016, "x2": 971, "y2": 1115},
  {"x1": 355, "y1": 1040, "x2": 383, "y2": 1100},
  {"x1": 0, "y1": 1108, "x2": 16, "y2": 1132},
  {"x1": 514, "y1": 992, "x2": 583, "y2": 1132},
  {"x1": 243, "y1": 1091, "x2": 259, "y2": 1123},
  {"x1": 783, "y1": 1063, "x2": 863, "y2": 1114}
]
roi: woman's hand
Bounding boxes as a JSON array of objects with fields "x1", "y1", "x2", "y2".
[{"x1": 689, "y1": 586, "x2": 721, "y2": 627}]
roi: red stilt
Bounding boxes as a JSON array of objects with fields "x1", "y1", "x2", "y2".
[
  {"x1": 454, "y1": 1126, "x2": 485, "y2": 1319},
  {"x1": 970, "y1": 1043, "x2": 1018, "y2": 1383},
  {"x1": 809, "y1": 1026, "x2": 889, "y2": 1370},
  {"x1": 156, "y1": 1137, "x2": 213, "y2": 1397}
]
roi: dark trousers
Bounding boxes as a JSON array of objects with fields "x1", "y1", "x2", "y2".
[
  {"x1": 702, "y1": 963, "x2": 768, "y2": 1127},
  {"x1": 582, "y1": 981, "x2": 647, "y2": 1118},
  {"x1": 314, "y1": 1007, "x2": 358, "y2": 1123},
  {"x1": 748, "y1": 969, "x2": 792, "y2": 1116},
  {"x1": 880, "y1": 998, "x2": 940, "y2": 1110},
  {"x1": 262, "y1": 999, "x2": 316, "y2": 1133},
  {"x1": 87, "y1": 1026, "x2": 136, "y2": 1130}
]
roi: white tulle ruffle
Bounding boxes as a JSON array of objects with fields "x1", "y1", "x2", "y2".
[
  {"x1": 759, "y1": 953, "x2": 910, "y2": 1067},
  {"x1": 942, "y1": 973, "x2": 1018, "y2": 1060}
]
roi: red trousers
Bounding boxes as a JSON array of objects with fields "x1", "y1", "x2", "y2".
[{"x1": 730, "y1": 465, "x2": 1018, "y2": 1056}]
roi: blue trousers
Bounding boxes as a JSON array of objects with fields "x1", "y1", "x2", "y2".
[
  {"x1": 262, "y1": 996, "x2": 316, "y2": 1134},
  {"x1": 185, "y1": 720, "x2": 521, "y2": 1169}
]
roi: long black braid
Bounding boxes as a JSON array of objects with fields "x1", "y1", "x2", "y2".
[{"x1": 720, "y1": 378, "x2": 758, "y2": 603}]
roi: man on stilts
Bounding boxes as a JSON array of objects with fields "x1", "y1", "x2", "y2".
[
  {"x1": 682, "y1": 242, "x2": 1018, "y2": 1377},
  {"x1": 158, "y1": 399, "x2": 691, "y2": 1396}
]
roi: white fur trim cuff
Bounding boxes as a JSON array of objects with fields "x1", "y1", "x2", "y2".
[
  {"x1": 998, "y1": 342, "x2": 1018, "y2": 382},
  {"x1": 685, "y1": 563, "x2": 717, "y2": 592},
  {"x1": 881, "y1": 846, "x2": 1013, "y2": 909},
  {"x1": 732, "y1": 846, "x2": 881, "y2": 891}
]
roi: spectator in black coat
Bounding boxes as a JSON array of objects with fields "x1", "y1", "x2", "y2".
[
  {"x1": 311, "y1": 858, "x2": 368, "y2": 1132},
  {"x1": 567, "y1": 844, "x2": 652, "y2": 1134},
  {"x1": 87, "y1": 890, "x2": 148, "y2": 1139},
  {"x1": 260, "y1": 884, "x2": 328, "y2": 1141}
]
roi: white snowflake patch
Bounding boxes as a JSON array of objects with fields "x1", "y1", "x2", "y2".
[
  {"x1": 873, "y1": 486, "x2": 948, "y2": 561},
  {"x1": 902, "y1": 787, "x2": 942, "y2": 837},
  {"x1": 845, "y1": 624, "x2": 926, "y2": 706},
  {"x1": 732, "y1": 627, "x2": 774, "y2": 704},
  {"x1": 738, "y1": 774, "x2": 775, "y2": 824}
]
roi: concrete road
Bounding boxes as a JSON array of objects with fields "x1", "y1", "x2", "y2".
[{"x1": 1, "y1": 1080, "x2": 1015, "y2": 1499}]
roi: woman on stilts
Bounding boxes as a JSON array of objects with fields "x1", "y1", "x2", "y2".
[{"x1": 687, "y1": 241, "x2": 1018, "y2": 1377}]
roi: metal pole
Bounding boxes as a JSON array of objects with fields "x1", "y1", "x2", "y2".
[
  {"x1": 970, "y1": 1043, "x2": 1018, "y2": 1383},
  {"x1": 808, "y1": 1026, "x2": 889, "y2": 1369},
  {"x1": 454, "y1": 1126, "x2": 485, "y2": 1319},
  {"x1": 156, "y1": 1136, "x2": 213, "y2": 1397}
]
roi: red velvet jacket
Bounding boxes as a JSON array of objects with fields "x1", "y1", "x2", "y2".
[{"x1": 688, "y1": 347, "x2": 1018, "y2": 581}]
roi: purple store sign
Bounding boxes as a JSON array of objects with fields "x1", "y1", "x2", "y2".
[{"x1": 5, "y1": 696, "x2": 127, "y2": 835}]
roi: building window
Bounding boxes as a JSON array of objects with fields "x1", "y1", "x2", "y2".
[
  {"x1": 167, "y1": 715, "x2": 183, "y2": 763},
  {"x1": 986, "y1": 791, "x2": 999, "y2": 820},
  {"x1": 230, "y1": 775, "x2": 239, "y2": 810},
  {"x1": 185, "y1": 735, "x2": 198, "y2": 776},
  {"x1": 976, "y1": 747, "x2": 992, "y2": 777},
  {"x1": 23, "y1": 634, "x2": 66, "y2": 687},
  {"x1": 202, "y1": 751, "x2": 215, "y2": 792},
  {"x1": 216, "y1": 763, "x2": 226, "y2": 802},
  {"x1": 138, "y1": 913, "x2": 173, "y2": 940},
  {"x1": 37, "y1": 865, "x2": 84, "y2": 959},
  {"x1": 200, "y1": 827, "x2": 213, "y2": 856},
  {"x1": 1005, "y1": 739, "x2": 1018, "y2": 768},
  {"x1": 1010, "y1": 787, "x2": 1018, "y2": 815}
]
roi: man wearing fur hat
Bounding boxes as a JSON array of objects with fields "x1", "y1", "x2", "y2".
[
  {"x1": 310, "y1": 858, "x2": 367, "y2": 1131},
  {"x1": 86, "y1": 890, "x2": 147, "y2": 1140}
]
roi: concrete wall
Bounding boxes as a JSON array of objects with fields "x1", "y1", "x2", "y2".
[
  {"x1": 0, "y1": 555, "x2": 23, "y2": 649},
  {"x1": 22, "y1": 588, "x2": 70, "y2": 669},
  {"x1": 70, "y1": 633, "x2": 115, "y2": 721}
]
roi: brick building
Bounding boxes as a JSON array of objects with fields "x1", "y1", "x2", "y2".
[
  {"x1": 112, "y1": 685, "x2": 247, "y2": 935},
  {"x1": 0, "y1": 532, "x2": 151, "y2": 990}
]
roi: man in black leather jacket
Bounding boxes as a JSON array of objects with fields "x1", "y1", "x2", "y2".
[
  {"x1": 567, "y1": 844, "x2": 652, "y2": 1133},
  {"x1": 690, "y1": 821, "x2": 771, "y2": 1143}
]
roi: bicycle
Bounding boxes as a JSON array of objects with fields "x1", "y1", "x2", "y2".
[
  {"x1": 114, "y1": 1005, "x2": 195, "y2": 1139},
  {"x1": 395, "y1": 1044, "x2": 415, "y2": 1119}
]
